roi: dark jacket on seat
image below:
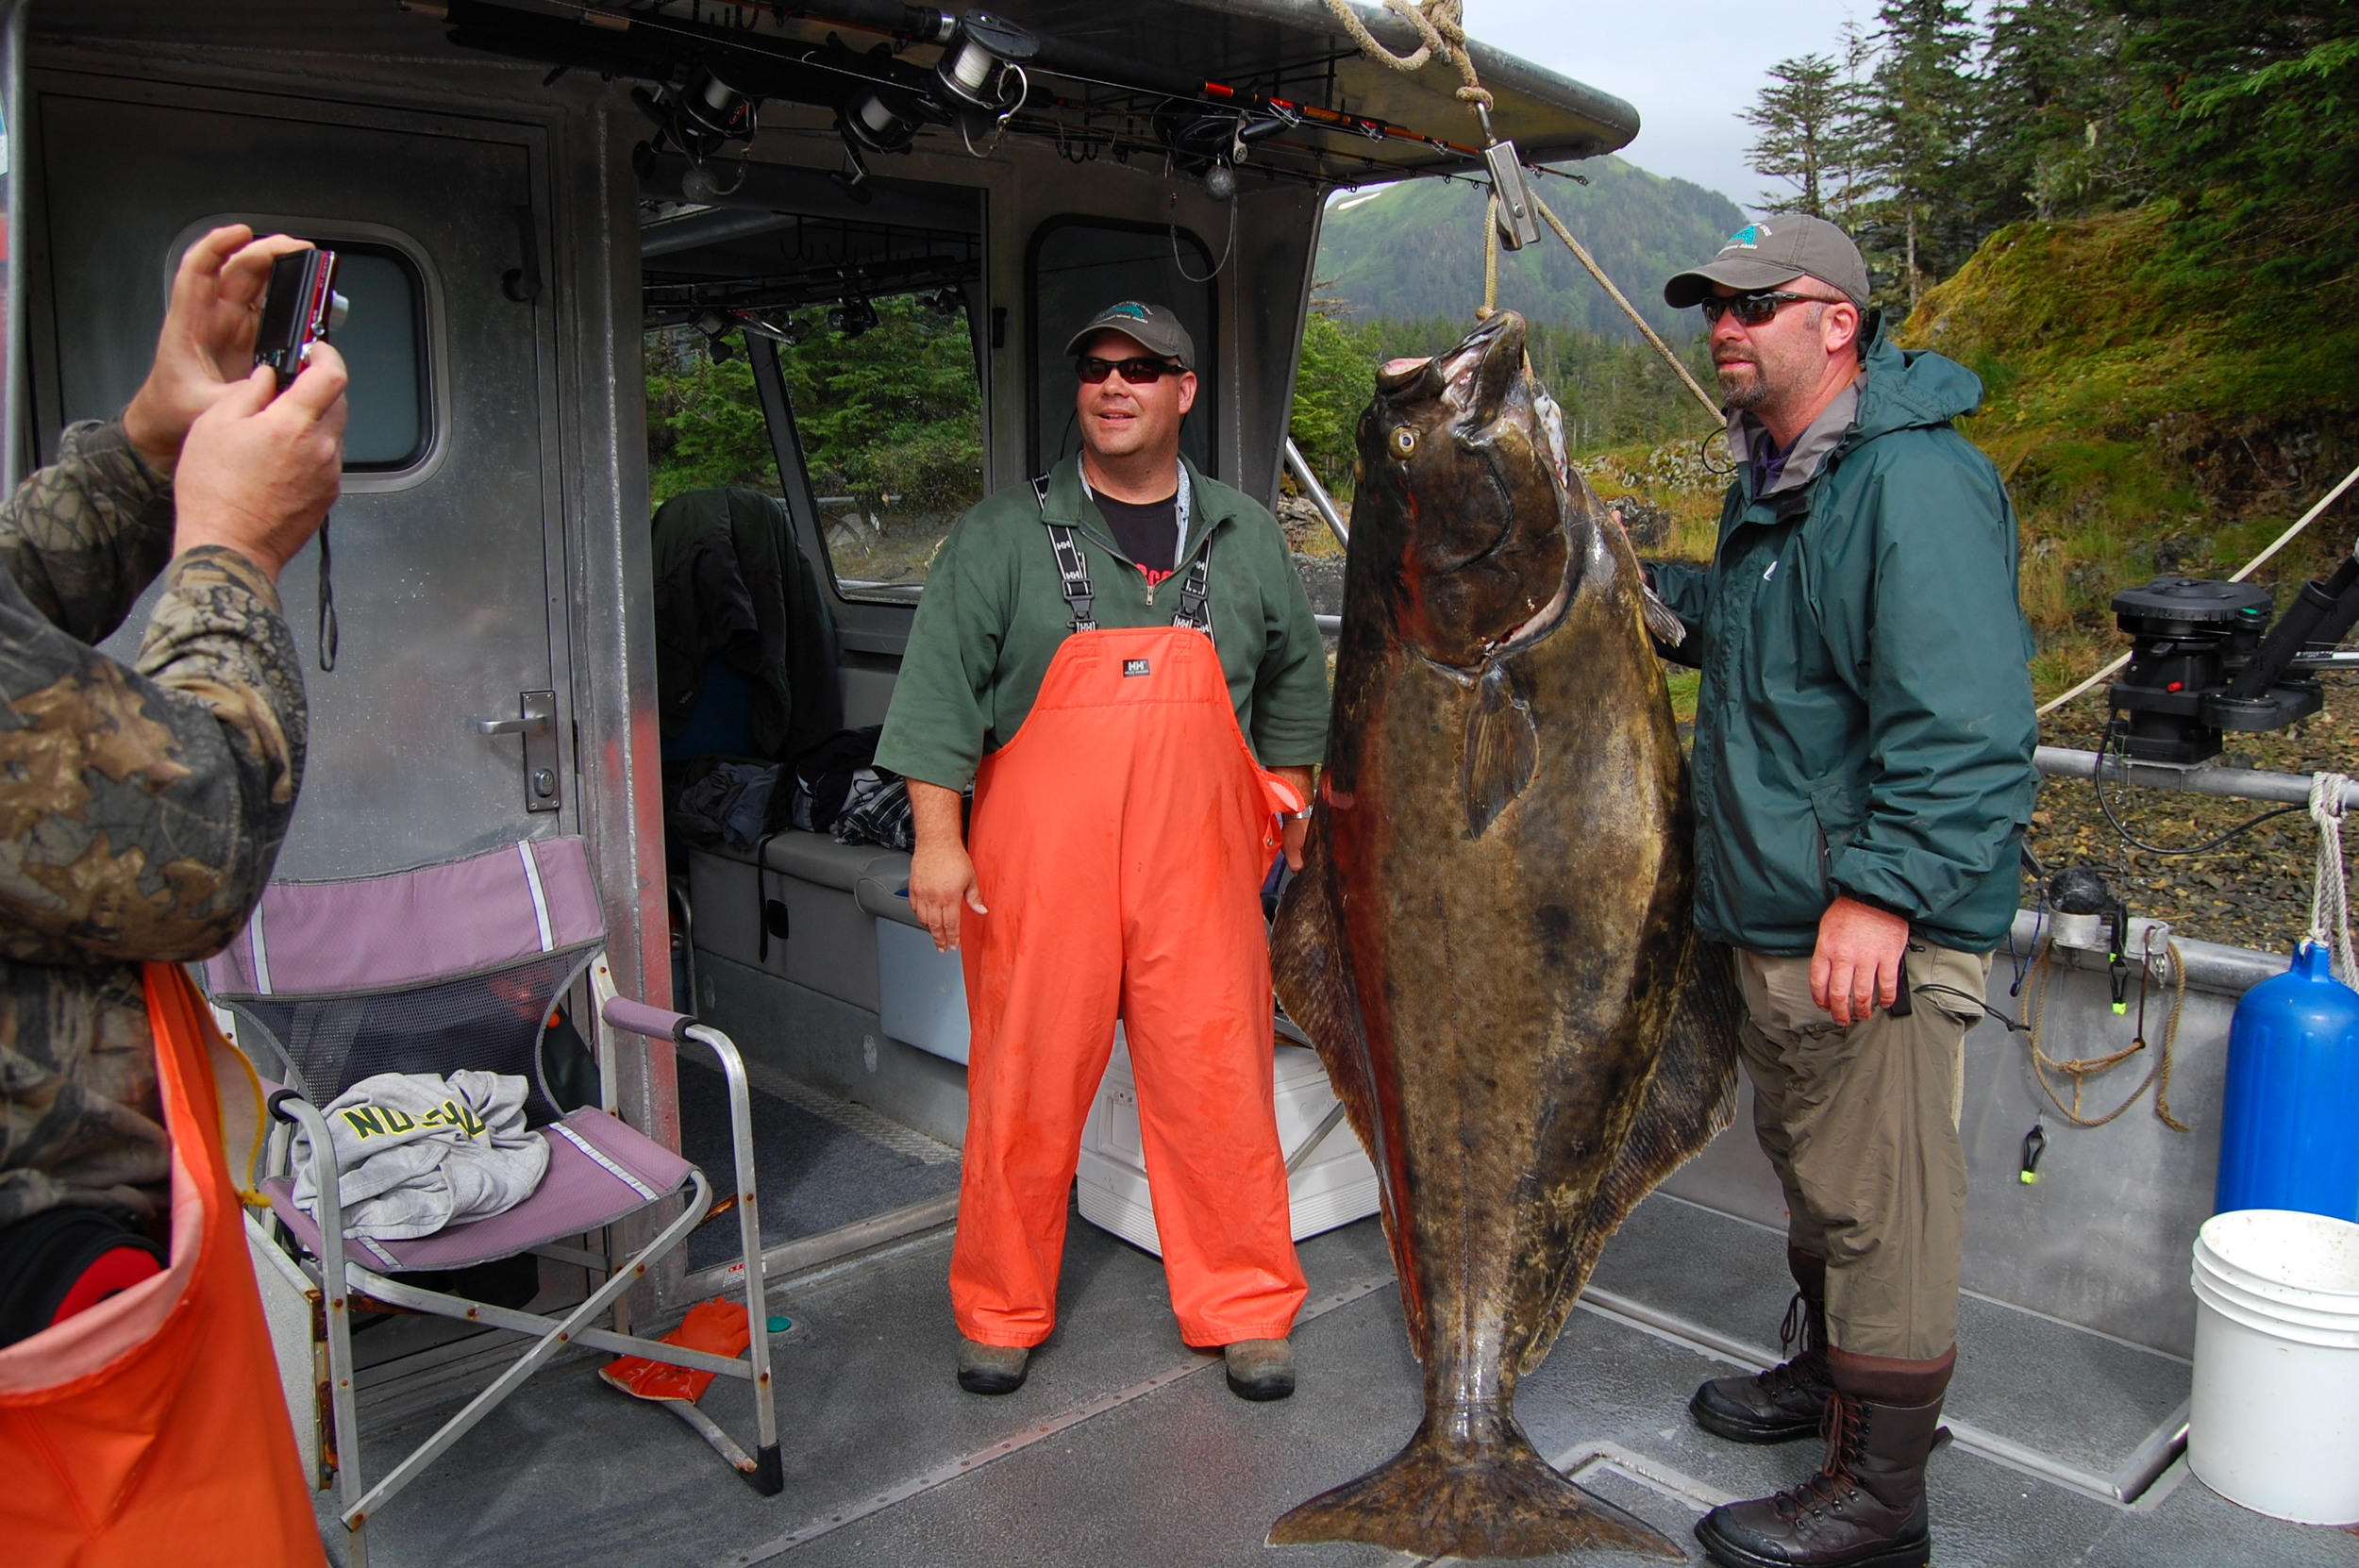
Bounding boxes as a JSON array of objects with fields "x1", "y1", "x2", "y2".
[{"x1": 651, "y1": 487, "x2": 841, "y2": 763}]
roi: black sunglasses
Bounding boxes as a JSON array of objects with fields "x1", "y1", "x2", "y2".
[
  {"x1": 1698, "y1": 289, "x2": 1851, "y2": 326},
  {"x1": 1077, "y1": 355, "x2": 1185, "y2": 384}
]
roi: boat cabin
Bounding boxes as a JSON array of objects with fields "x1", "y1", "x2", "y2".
[{"x1": 7, "y1": 3, "x2": 2351, "y2": 1564}]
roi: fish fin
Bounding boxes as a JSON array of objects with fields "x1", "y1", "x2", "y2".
[
  {"x1": 1519, "y1": 937, "x2": 1745, "y2": 1374},
  {"x1": 1268, "y1": 1417, "x2": 1682, "y2": 1560},
  {"x1": 1271, "y1": 837, "x2": 1426, "y2": 1350},
  {"x1": 1462, "y1": 665, "x2": 1537, "y2": 839},
  {"x1": 1640, "y1": 583, "x2": 1689, "y2": 648}
]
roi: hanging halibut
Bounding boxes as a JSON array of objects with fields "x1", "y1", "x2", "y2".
[{"x1": 1269, "y1": 310, "x2": 1741, "y2": 1560}]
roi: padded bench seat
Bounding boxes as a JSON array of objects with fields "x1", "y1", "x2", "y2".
[{"x1": 683, "y1": 830, "x2": 912, "y2": 1012}]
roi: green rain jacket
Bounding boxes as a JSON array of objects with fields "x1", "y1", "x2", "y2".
[
  {"x1": 876, "y1": 455, "x2": 1329, "y2": 790},
  {"x1": 1652, "y1": 321, "x2": 2037, "y2": 957}
]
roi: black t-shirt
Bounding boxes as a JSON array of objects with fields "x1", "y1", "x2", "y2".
[{"x1": 1092, "y1": 490, "x2": 1180, "y2": 584}]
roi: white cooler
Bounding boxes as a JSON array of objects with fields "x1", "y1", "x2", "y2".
[{"x1": 1077, "y1": 1032, "x2": 1380, "y2": 1255}]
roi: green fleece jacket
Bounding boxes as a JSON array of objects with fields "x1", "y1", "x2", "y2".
[
  {"x1": 1652, "y1": 321, "x2": 2038, "y2": 956},
  {"x1": 876, "y1": 455, "x2": 1330, "y2": 790}
]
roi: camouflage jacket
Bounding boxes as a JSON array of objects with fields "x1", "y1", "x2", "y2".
[{"x1": 0, "y1": 421, "x2": 307, "y2": 1226}]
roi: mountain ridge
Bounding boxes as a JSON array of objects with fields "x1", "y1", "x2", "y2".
[{"x1": 1313, "y1": 156, "x2": 1747, "y2": 342}]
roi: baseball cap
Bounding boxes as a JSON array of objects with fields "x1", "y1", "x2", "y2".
[
  {"x1": 1664, "y1": 215, "x2": 1870, "y2": 310},
  {"x1": 1063, "y1": 300, "x2": 1196, "y2": 369}
]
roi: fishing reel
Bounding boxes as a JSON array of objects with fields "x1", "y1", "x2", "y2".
[{"x1": 2105, "y1": 538, "x2": 2359, "y2": 762}]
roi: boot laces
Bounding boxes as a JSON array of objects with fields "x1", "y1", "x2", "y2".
[
  {"x1": 1753, "y1": 1290, "x2": 1828, "y2": 1395},
  {"x1": 1771, "y1": 1393, "x2": 1870, "y2": 1521}
]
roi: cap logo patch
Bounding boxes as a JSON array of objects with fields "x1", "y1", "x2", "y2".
[
  {"x1": 1103, "y1": 302, "x2": 1152, "y2": 322},
  {"x1": 1723, "y1": 223, "x2": 1769, "y2": 252}
]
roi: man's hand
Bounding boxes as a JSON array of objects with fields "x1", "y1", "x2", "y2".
[
  {"x1": 125, "y1": 226, "x2": 317, "y2": 476},
  {"x1": 908, "y1": 779, "x2": 985, "y2": 952},
  {"x1": 1810, "y1": 894, "x2": 1912, "y2": 1027},
  {"x1": 172, "y1": 347, "x2": 348, "y2": 581},
  {"x1": 1274, "y1": 765, "x2": 1314, "y2": 872}
]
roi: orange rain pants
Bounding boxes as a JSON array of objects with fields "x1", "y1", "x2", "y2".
[
  {"x1": 951, "y1": 624, "x2": 1310, "y2": 1349},
  {"x1": 0, "y1": 964, "x2": 325, "y2": 1567}
]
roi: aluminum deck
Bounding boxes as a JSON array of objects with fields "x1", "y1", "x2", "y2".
[{"x1": 322, "y1": 1168, "x2": 2359, "y2": 1567}]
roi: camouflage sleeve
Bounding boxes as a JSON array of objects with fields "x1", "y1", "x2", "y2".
[
  {"x1": 0, "y1": 544, "x2": 306, "y2": 967},
  {"x1": 0, "y1": 420, "x2": 177, "y2": 646}
]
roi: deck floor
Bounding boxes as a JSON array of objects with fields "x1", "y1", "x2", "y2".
[{"x1": 325, "y1": 1186, "x2": 2359, "y2": 1567}]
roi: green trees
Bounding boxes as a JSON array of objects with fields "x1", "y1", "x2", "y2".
[
  {"x1": 644, "y1": 294, "x2": 983, "y2": 515},
  {"x1": 1739, "y1": 0, "x2": 2359, "y2": 305},
  {"x1": 1739, "y1": 53, "x2": 1857, "y2": 220}
]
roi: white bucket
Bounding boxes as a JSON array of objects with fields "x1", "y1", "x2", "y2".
[{"x1": 2189, "y1": 1209, "x2": 2359, "y2": 1525}]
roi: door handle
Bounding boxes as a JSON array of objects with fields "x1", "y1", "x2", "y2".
[{"x1": 477, "y1": 690, "x2": 562, "y2": 812}]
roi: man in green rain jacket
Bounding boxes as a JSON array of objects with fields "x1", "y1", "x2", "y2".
[{"x1": 1645, "y1": 218, "x2": 2036, "y2": 1568}]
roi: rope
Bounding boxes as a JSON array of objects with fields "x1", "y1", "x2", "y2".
[
  {"x1": 2037, "y1": 459, "x2": 2359, "y2": 717},
  {"x1": 1533, "y1": 195, "x2": 1725, "y2": 426},
  {"x1": 1480, "y1": 194, "x2": 1498, "y2": 319},
  {"x1": 2021, "y1": 938, "x2": 2193, "y2": 1130},
  {"x1": 2311, "y1": 771, "x2": 2356, "y2": 985},
  {"x1": 1319, "y1": 0, "x2": 1492, "y2": 114}
]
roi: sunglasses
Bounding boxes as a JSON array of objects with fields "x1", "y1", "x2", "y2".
[
  {"x1": 1698, "y1": 290, "x2": 1850, "y2": 326},
  {"x1": 1077, "y1": 355, "x2": 1185, "y2": 384}
]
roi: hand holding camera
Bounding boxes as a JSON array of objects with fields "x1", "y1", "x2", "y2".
[
  {"x1": 125, "y1": 225, "x2": 318, "y2": 475},
  {"x1": 171, "y1": 344, "x2": 347, "y2": 583}
]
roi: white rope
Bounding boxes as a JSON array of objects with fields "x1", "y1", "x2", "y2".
[
  {"x1": 2310, "y1": 771, "x2": 2355, "y2": 985},
  {"x1": 1318, "y1": 0, "x2": 1492, "y2": 113},
  {"x1": 2039, "y1": 459, "x2": 2359, "y2": 717}
]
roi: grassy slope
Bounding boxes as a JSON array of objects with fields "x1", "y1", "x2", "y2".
[{"x1": 1901, "y1": 207, "x2": 2359, "y2": 693}]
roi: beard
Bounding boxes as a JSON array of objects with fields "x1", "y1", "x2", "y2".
[{"x1": 1715, "y1": 355, "x2": 1771, "y2": 411}]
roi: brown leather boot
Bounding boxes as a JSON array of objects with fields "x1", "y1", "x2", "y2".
[
  {"x1": 1690, "y1": 1247, "x2": 1832, "y2": 1443},
  {"x1": 1694, "y1": 1345, "x2": 1954, "y2": 1568}
]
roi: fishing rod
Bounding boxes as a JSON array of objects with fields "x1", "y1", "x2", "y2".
[{"x1": 406, "y1": 0, "x2": 1490, "y2": 167}]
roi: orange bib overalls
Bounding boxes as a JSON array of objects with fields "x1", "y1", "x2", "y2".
[
  {"x1": 949, "y1": 510, "x2": 1310, "y2": 1349},
  {"x1": 0, "y1": 964, "x2": 324, "y2": 1567}
]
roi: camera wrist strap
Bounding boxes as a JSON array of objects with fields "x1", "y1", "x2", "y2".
[{"x1": 317, "y1": 514, "x2": 339, "y2": 672}]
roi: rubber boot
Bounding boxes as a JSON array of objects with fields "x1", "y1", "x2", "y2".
[
  {"x1": 956, "y1": 1337, "x2": 1030, "y2": 1395},
  {"x1": 1694, "y1": 1345, "x2": 1954, "y2": 1568},
  {"x1": 1690, "y1": 1247, "x2": 1832, "y2": 1443}
]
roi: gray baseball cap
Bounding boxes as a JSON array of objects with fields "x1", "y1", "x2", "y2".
[
  {"x1": 1064, "y1": 300, "x2": 1196, "y2": 369},
  {"x1": 1664, "y1": 215, "x2": 1871, "y2": 310}
]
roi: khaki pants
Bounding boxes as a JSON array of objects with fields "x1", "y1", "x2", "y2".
[{"x1": 1734, "y1": 942, "x2": 1989, "y2": 1361}]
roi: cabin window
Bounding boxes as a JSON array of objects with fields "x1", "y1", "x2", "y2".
[
  {"x1": 333, "y1": 244, "x2": 432, "y2": 473},
  {"x1": 1027, "y1": 218, "x2": 1218, "y2": 478},
  {"x1": 644, "y1": 291, "x2": 984, "y2": 606},
  {"x1": 781, "y1": 291, "x2": 984, "y2": 602}
]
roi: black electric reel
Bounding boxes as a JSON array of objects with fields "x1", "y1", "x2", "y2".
[{"x1": 2107, "y1": 544, "x2": 2359, "y2": 762}]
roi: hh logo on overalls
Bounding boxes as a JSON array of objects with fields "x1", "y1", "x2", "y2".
[{"x1": 1124, "y1": 659, "x2": 1151, "y2": 676}]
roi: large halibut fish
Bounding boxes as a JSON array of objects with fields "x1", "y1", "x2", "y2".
[{"x1": 1269, "y1": 311, "x2": 1741, "y2": 1559}]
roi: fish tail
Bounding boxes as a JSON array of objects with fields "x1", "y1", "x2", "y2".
[{"x1": 1266, "y1": 1415, "x2": 1682, "y2": 1560}]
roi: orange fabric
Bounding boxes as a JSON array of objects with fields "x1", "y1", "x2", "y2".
[
  {"x1": 951, "y1": 626, "x2": 1309, "y2": 1348},
  {"x1": 598, "y1": 1298, "x2": 754, "y2": 1404},
  {"x1": 0, "y1": 965, "x2": 325, "y2": 1568}
]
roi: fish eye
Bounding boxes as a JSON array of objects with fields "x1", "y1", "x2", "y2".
[{"x1": 1390, "y1": 426, "x2": 1417, "y2": 459}]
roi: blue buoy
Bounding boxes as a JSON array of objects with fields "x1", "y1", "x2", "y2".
[{"x1": 2216, "y1": 942, "x2": 2359, "y2": 1220}]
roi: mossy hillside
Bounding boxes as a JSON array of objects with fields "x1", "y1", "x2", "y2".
[{"x1": 1899, "y1": 206, "x2": 2359, "y2": 697}]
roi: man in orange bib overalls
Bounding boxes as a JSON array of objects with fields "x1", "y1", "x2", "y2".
[{"x1": 878, "y1": 301, "x2": 1329, "y2": 1402}]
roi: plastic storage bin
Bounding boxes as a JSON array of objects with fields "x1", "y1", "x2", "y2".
[{"x1": 1078, "y1": 1033, "x2": 1380, "y2": 1254}]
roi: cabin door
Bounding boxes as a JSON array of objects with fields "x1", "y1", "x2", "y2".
[{"x1": 36, "y1": 75, "x2": 571, "y2": 879}]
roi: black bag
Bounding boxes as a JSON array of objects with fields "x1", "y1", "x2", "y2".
[{"x1": 787, "y1": 726, "x2": 885, "y2": 833}]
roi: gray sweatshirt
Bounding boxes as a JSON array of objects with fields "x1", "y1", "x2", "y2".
[{"x1": 293, "y1": 1071, "x2": 549, "y2": 1241}]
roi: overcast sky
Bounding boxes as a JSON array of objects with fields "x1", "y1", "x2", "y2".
[{"x1": 1471, "y1": 0, "x2": 1874, "y2": 212}]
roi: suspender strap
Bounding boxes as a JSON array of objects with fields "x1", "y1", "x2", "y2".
[
  {"x1": 1046, "y1": 525, "x2": 1097, "y2": 633},
  {"x1": 1034, "y1": 468, "x2": 1213, "y2": 639},
  {"x1": 1169, "y1": 550, "x2": 1212, "y2": 634},
  {"x1": 1033, "y1": 473, "x2": 1097, "y2": 632}
]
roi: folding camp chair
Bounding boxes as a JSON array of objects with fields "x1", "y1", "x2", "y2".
[{"x1": 206, "y1": 836, "x2": 778, "y2": 1567}]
